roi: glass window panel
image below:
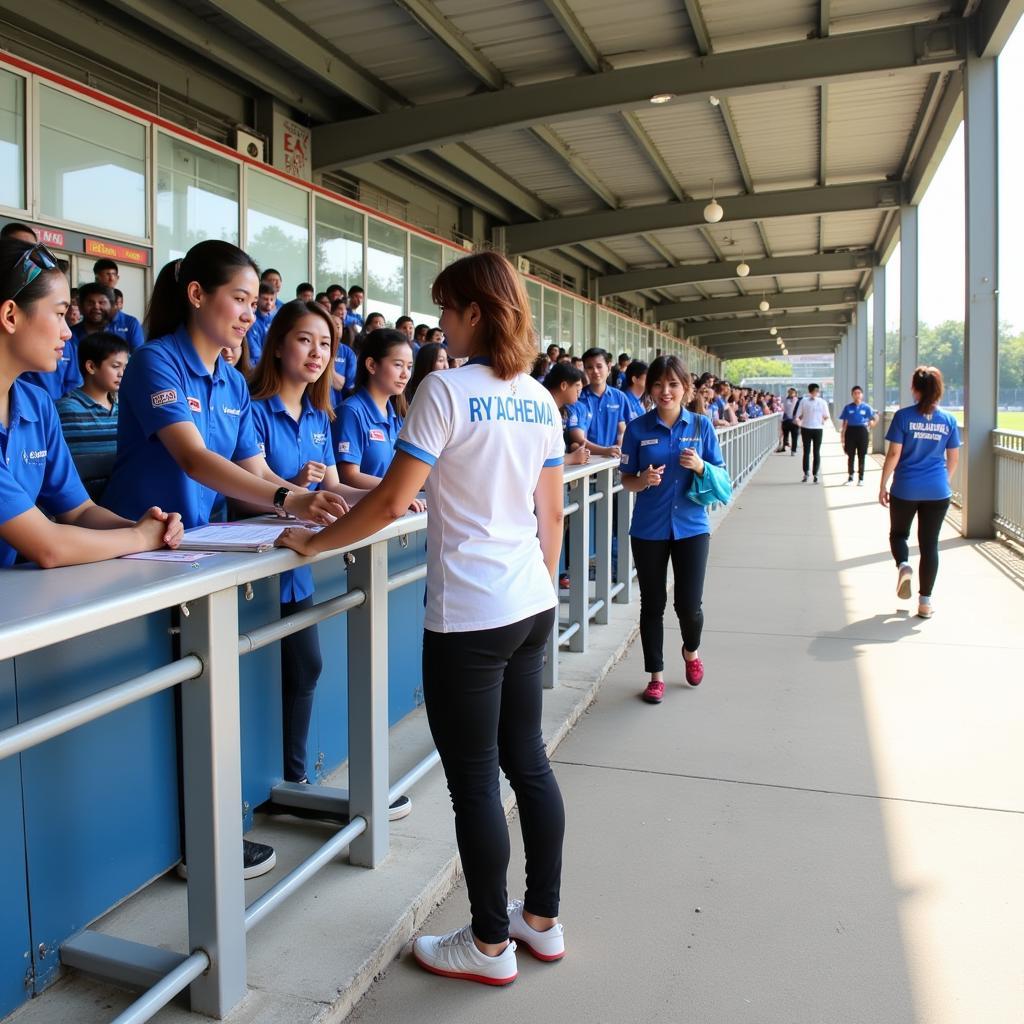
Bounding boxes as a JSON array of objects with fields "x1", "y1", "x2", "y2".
[
  {"x1": 443, "y1": 245, "x2": 461, "y2": 267},
  {"x1": 559, "y1": 297, "x2": 573, "y2": 351},
  {"x1": 367, "y1": 217, "x2": 406, "y2": 326},
  {"x1": 156, "y1": 134, "x2": 238, "y2": 267},
  {"x1": 574, "y1": 299, "x2": 586, "y2": 352},
  {"x1": 246, "y1": 169, "x2": 309, "y2": 293},
  {"x1": 315, "y1": 197, "x2": 363, "y2": 294},
  {"x1": 0, "y1": 70, "x2": 25, "y2": 210},
  {"x1": 598, "y1": 309, "x2": 609, "y2": 346},
  {"x1": 410, "y1": 234, "x2": 440, "y2": 327},
  {"x1": 524, "y1": 279, "x2": 541, "y2": 338},
  {"x1": 542, "y1": 288, "x2": 558, "y2": 350},
  {"x1": 39, "y1": 86, "x2": 146, "y2": 237}
]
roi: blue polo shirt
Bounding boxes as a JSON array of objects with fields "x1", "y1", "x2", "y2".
[
  {"x1": 331, "y1": 343, "x2": 358, "y2": 406},
  {"x1": 71, "y1": 311, "x2": 144, "y2": 353},
  {"x1": 103, "y1": 325, "x2": 262, "y2": 528},
  {"x1": 344, "y1": 311, "x2": 364, "y2": 330},
  {"x1": 564, "y1": 400, "x2": 591, "y2": 439},
  {"x1": 0, "y1": 380, "x2": 89, "y2": 567},
  {"x1": 247, "y1": 307, "x2": 276, "y2": 366},
  {"x1": 252, "y1": 394, "x2": 335, "y2": 603},
  {"x1": 745, "y1": 402, "x2": 762, "y2": 419},
  {"x1": 885, "y1": 405, "x2": 961, "y2": 501},
  {"x1": 622, "y1": 389, "x2": 646, "y2": 424},
  {"x1": 580, "y1": 385, "x2": 624, "y2": 448},
  {"x1": 331, "y1": 388, "x2": 402, "y2": 479},
  {"x1": 21, "y1": 340, "x2": 82, "y2": 401},
  {"x1": 840, "y1": 402, "x2": 876, "y2": 428},
  {"x1": 620, "y1": 407, "x2": 726, "y2": 541},
  {"x1": 709, "y1": 396, "x2": 726, "y2": 420}
]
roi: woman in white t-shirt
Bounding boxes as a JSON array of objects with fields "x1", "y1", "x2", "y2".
[{"x1": 277, "y1": 251, "x2": 567, "y2": 986}]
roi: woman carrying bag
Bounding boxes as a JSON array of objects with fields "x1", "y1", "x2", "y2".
[{"x1": 619, "y1": 355, "x2": 730, "y2": 704}]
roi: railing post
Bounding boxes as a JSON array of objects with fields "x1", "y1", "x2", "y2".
[
  {"x1": 542, "y1": 593, "x2": 559, "y2": 689},
  {"x1": 568, "y1": 476, "x2": 589, "y2": 652},
  {"x1": 614, "y1": 485, "x2": 633, "y2": 604},
  {"x1": 346, "y1": 539, "x2": 390, "y2": 868},
  {"x1": 178, "y1": 587, "x2": 248, "y2": 1018},
  {"x1": 593, "y1": 465, "x2": 612, "y2": 625}
]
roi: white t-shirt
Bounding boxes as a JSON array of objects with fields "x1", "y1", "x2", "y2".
[
  {"x1": 396, "y1": 361, "x2": 565, "y2": 632},
  {"x1": 796, "y1": 395, "x2": 830, "y2": 429}
]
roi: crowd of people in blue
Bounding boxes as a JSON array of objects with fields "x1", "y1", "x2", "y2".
[{"x1": 0, "y1": 220, "x2": 959, "y2": 987}]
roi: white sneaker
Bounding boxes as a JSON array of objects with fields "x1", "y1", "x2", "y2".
[
  {"x1": 843, "y1": 478, "x2": 853, "y2": 486},
  {"x1": 412, "y1": 924, "x2": 518, "y2": 986},
  {"x1": 897, "y1": 563, "x2": 913, "y2": 600},
  {"x1": 857, "y1": 479, "x2": 865, "y2": 487},
  {"x1": 508, "y1": 899, "x2": 565, "y2": 962}
]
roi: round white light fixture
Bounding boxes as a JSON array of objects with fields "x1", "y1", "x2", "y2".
[
  {"x1": 736, "y1": 260, "x2": 750, "y2": 277},
  {"x1": 709, "y1": 95, "x2": 721, "y2": 107},
  {"x1": 783, "y1": 349, "x2": 789, "y2": 356},
  {"x1": 770, "y1": 326, "x2": 778, "y2": 336},
  {"x1": 758, "y1": 298, "x2": 770, "y2": 312},
  {"x1": 703, "y1": 178, "x2": 724, "y2": 223},
  {"x1": 650, "y1": 93, "x2": 674, "y2": 105}
]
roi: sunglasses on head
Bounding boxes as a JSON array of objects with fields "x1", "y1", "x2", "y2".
[{"x1": 4, "y1": 243, "x2": 61, "y2": 302}]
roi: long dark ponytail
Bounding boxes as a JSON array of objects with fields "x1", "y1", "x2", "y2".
[{"x1": 145, "y1": 240, "x2": 259, "y2": 341}]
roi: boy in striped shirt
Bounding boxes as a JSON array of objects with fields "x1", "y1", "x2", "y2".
[{"x1": 56, "y1": 332, "x2": 129, "y2": 501}]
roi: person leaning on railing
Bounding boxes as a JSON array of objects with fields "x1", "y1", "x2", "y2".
[
  {"x1": 618, "y1": 354, "x2": 731, "y2": 706},
  {"x1": 277, "y1": 250, "x2": 568, "y2": 987},
  {"x1": 0, "y1": 238, "x2": 183, "y2": 568}
]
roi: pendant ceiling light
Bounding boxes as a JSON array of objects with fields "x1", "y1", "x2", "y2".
[
  {"x1": 758, "y1": 296, "x2": 770, "y2": 312},
  {"x1": 736, "y1": 259, "x2": 750, "y2": 277},
  {"x1": 704, "y1": 179, "x2": 724, "y2": 223},
  {"x1": 770, "y1": 327, "x2": 778, "y2": 336}
]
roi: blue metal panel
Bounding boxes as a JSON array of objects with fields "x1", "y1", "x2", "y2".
[
  {"x1": 16, "y1": 613, "x2": 179, "y2": 992},
  {"x1": 0, "y1": 659, "x2": 31, "y2": 1017}
]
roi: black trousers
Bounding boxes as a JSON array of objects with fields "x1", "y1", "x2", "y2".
[
  {"x1": 844, "y1": 426, "x2": 869, "y2": 479},
  {"x1": 630, "y1": 534, "x2": 710, "y2": 672},
  {"x1": 280, "y1": 597, "x2": 323, "y2": 783},
  {"x1": 422, "y1": 607, "x2": 564, "y2": 944},
  {"x1": 889, "y1": 496, "x2": 950, "y2": 597},
  {"x1": 781, "y1": 420, "x2": 799, "y2": 451},
  {"x1": 801, "y1": 428, "x2": 823, "y2": 476}
]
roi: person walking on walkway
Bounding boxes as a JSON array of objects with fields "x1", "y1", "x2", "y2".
[
  {"x1": 878, "y1": 366, "x2": 960, "y2": 619},
  {"x1": 794, "y1": 383, "x2": 830, "y2": 483},
  {"x1": 839, "y1": 385, "x2": 878, "y2": 486},
  {"x1": 619, "y1": 355, "x2": 729, "y2": 704},
  {"x1": 778, "y1": 386, "x2": 801, "y2": 455},
  {"x1": 277, "y1": 251, "x2": 567, "y2": 986}
]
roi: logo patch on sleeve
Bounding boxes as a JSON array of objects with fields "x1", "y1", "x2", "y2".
[
  {"x1": 368, "y1": 429, "x2": 386, "y2": 442},
  {"x1": 151, "y1": 389, "x2": 177, "y2": 408},
  {"x1": 187, "y1": 396, "x2": 201, "y2": 412},
  {"x1": 619, "y1": 453, "x2": 629, "y2": 465},
  {"x1": 337, "y1": 441, "x2": 350, "y2": 454}
]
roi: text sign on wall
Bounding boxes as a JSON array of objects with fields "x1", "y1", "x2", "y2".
[
  {"x1": 84, "y1": 238, "x2": 150, "y2": 266},
  {"x1": 273, "y1": 114, "x2": 311, "y2": 181}
]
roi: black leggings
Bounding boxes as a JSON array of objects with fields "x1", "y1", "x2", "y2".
[
  {"x1": 280, "y1": 597, "x2": 323, "y2": 783},
  {"x1": 801, "y1": 428, "x2": 823, "y2": 476},
  {"x1": 631, "y1": 534, "x2": 710, "y2": 672},
  {"x1": 844, "y1": 426, "x2": 869, "y2": 479},
  {"x1": 889, "y1": 496, "x2": 950, "y2": 597},
  {"x1": 422, "y1": 607, "x2": 564, "y2": 944},
  {"x1": 781, "y1": 420, "x2": 799, "y2": 450}
]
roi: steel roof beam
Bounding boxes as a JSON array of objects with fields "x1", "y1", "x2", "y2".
[
  {"x1": 703, "y1": 327, "x2": 847, "y2": 346},
  {"x1": 312, "y1": 21, "x2": 968, "y2": 171},
  {"x1": 500, "y1": 180, "x2": 901, "y2": 254},
  {"x1": 686, "y1": 311, "x2": 853, "y2": 337},
  {"x1": 978, "y1": 0, "x2": 1024, "y2": 58},
  {"x1": 656, "y1": 287, "x2": 859, "y2": 321},
  {"x1": 907, "y1": 70, "x2": 964, "y2": 206},
  {"x1": 597, "y1": 251, "x2": 876, "y2": 296},
  {"x1": 709, "y1": 336, "x2": 843, "y2": 353}
]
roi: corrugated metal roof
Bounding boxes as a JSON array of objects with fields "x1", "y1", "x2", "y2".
[
  {"x1": 826, "y1": 77, "x2": 931, "y2": 182},
  {"x1": 820, "y1": 209, "x2": 887, "y2": 249},
  {"x1": 647, "y1": 228, "x2": 722, "y2": 261},
  {"x1": 727, "y1": 88, "x2": 820, "y2": 191},
  {"x1": 830, "y1": 0, "x2": 956, "y2": 34},
  {"x1": 701, "y1": 0, "x2": 818, "y2": 52},
  {"x1": 761, "y1": 215, "x2": 822, "y2": 255},
  {"x1": 569, "y1": 0, "x2": 698, "y2": 60}
]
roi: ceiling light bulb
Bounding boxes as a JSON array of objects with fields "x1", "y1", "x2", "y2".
[
  {"x1": 709, "y1": 95, "x2": 721, "y2": 106},
  {"x1": 703, "y1": 198, "x2": 724, "y2": 223},
  {"x1": 650, "y1": 93, "x2": 674, "y2": 104},
  {"x1": 736, "y1": 261, "x2": 750, "y2": 277},
  {"x1": 783, "y1": 349, "x2": 789, "y2": 356},
  {"x1": 770, "y1": 327, "x2": 778, "y2": 336},
  {"x1": 759, "y1": 298, "x2": 770, "y2": 312}
]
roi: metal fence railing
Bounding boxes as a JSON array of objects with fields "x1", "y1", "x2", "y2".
[
  {"x1": 994, "y1": 430, "x2": 1024, "y2": 543},
  {"x1": 0, "y1": 422, "x2": 786, "y2": 1024}
]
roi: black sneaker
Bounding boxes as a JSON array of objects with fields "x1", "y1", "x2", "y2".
[
  {"x1": 175, "y1": 839, "x2": 277, "y2": 880},
  {"x1": 801, "y1": 473, "x2": 808, "y2": 482},
  {"x1": 813, "y1": 476, "x2": 819, "y2": 484}
]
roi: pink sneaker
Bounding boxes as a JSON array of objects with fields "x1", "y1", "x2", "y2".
[
  {"x1": 641, "y1": 680, "x2": 665, "y2": 704},
  {"x1": 684, "y1": 656, "x2": 704, "y2": 687}
]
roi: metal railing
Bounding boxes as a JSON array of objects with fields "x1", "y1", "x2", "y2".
[
  {"x1": 950, "y1": 425, "x2": 966, "y2": 509},
  {"x1": 716, "y1": 413, "x2": 783, "y2": 496},
  {"x1": 994, "y1": 430, "x2": 1024, "y2": 543}
]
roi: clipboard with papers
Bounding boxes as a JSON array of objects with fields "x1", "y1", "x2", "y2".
[{"x1": 176, "y1": 521, "x2": 321, "y2": 553}]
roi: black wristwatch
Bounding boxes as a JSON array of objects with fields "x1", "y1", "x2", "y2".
[{"x1": 272, "y1": 486, "x2": 290, "y2": 516}]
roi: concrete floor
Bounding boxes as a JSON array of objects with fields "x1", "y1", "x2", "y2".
[{"x1": 346, "y1": 430, "x2": 1024, "y2": 1024}]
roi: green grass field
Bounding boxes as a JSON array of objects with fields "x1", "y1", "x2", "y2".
[{"x1": 947, "y1": 410, "x2": 1024, "y2": 431}]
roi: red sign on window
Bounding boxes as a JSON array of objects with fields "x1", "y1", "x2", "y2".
[
  {"x1": 84, "y1": 238, "x2": 150, "y2": 266},
  {"x1": 38, "y1": 228, "x2": 66, "y2": 248}
]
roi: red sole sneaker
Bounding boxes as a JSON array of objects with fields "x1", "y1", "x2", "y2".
[
  {"x1": 515, "y1": 939, "x2": 565, "y2": 962},
  {"x1": 412, "y1": 952, "x2": 517, "y2": 986},
  {"x1": 684, "y1": 656, "x2": 704, "y2": 686}
]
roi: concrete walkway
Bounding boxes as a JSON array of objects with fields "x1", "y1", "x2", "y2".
[{"x1": 347, "y1": 429, "x2": 1024, "y2": 1024}]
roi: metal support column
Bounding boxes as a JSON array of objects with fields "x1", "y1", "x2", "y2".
[
  {"x1": 872, "y1": 266, "x2": 887, "y2": 451},
  {"x1": 346, "y1": 540, "x2": 390, "y2": 867},
  {"x1": 592, "y1": 466, "x2": 612, "y2": 625},
  {"x1": 613, "y1": 486, "x2": 633, "y2": 604},
  {"x1": 963, "y1": 52, "x2": 999, "y2": 538},
  {"x1": 855, "y1": 299, "x2": 869, "y2": 393},
  {"x1": 567, "y1": 477, "x2": 589, "y2": 652},
  {"x1": 178, "y1": 588, "x2": 248, "y2": 1018},
  {"x1": 899, "y1": 205, "x2": 919, "y2": 405}
]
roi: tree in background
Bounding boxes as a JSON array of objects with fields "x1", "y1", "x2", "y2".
[
  {"x1": 884, "y1": 321, "x2": 1023, "y2": 390},
  {"x1": 720, "y1": 357, "x2": 793, "y2": 381}
]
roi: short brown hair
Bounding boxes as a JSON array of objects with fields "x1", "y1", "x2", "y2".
[
  {"x1": 644, "y1": 354, "x2": 693, "y2": 401},
  {"x1": 912, "y1": 365, "x2": 943, "y2": 413},
  {"x1": 249, "y1": 300, "x2": 338, "y2": 419},
  {"x1": 431, "y1": 251, "x2": 537, "y2": 380}
]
